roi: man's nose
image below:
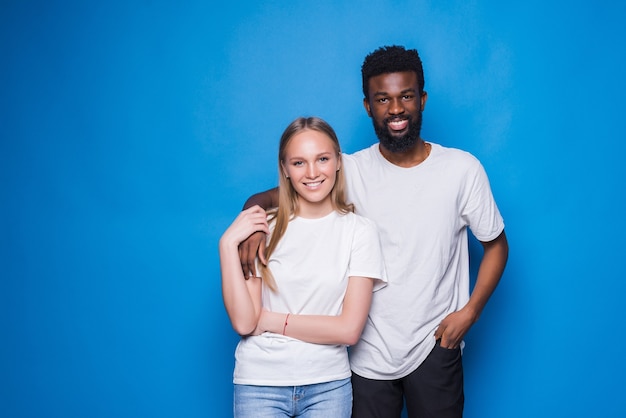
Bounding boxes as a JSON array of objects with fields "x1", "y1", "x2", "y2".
[{"x1": 389, "y1": 98, "x2": 405, "y2": 115}]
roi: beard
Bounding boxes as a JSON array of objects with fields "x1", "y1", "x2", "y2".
[{"x1": 373, "y1": 111, "x2": 423, "y2": 153}]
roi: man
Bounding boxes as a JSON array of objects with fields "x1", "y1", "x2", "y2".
[{"x1": 239, "y1": 45, "x2": 508, "y2": 418}]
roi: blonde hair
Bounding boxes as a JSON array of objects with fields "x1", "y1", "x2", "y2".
[{"x1": 260, "y1": 117, "x2": 354, "y2": 291}]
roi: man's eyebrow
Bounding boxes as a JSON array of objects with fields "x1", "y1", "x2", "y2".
[{"x1": 372, "y1": 88, "x2": 417, "y2": 97}]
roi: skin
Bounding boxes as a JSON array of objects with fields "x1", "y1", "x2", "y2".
[
  {"x1": 434, "y1": 232, "x2": 508, "y2": 348},
  {"x1": 281, "y1": 129, "x2": 340, "y2": 219},
  {"x1": 364, "y1": 71, "x2": 429, "y2": 167},
  {"x1": 221, "y1": 129, "x2": 375, "y2": 346},
  {"x1": 364, "y1": 70, "x2": 509, "y2": 348},
  {"x1": 240, "y1": 70, "x2": 509, "y2": 349},
  {"x1": 220, "y1": 205, "x2": 268, "y2": 335}
]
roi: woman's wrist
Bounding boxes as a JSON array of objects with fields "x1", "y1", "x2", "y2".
[{"x1": 260, "y1": 311, "x2": 286, "y2": 334}]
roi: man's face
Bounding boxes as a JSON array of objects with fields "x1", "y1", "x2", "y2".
[{"x1": 363, "y1": 71, "x2": 427, "y2": 153}]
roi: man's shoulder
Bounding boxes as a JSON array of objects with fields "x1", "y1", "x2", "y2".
[
  {"x1": 431, "y1": 142, "x2": 480, "y2": 166},
  {"x1": 342, "y1": 144, "x2": 379, "y2": 171},
  {"x1": 343, "y1": 143, "x2": 378, "y2": 160}
]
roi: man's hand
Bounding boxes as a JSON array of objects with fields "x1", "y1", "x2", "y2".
[
  {"x1": 238, "y1": 231, "x2": 267, "y2": 278},
  {"x1": 434, "y1": 306, "x2": 477, "y2": 349},
  {"x1": 239, "y1": 187, "x2": 279, "y2": 277},
  {"x1": 434, "y1": 231, "x2": 509, "y2": 348}
]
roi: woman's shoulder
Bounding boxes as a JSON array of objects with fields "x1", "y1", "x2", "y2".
[{"x1": 338, "y1": 211, "x2": 379, "y2": 232}]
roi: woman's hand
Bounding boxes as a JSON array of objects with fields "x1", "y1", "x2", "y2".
[{"x1": 220, "y1": 205, "x2": 269, "y2": 250}]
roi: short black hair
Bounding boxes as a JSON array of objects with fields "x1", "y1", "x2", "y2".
[{"x1": 361, "y1": 45, "x2": 425, "y2": 99}]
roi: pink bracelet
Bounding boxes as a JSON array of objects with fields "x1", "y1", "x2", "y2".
[{"x1": 282, "y1": 313, "x2": 290, "y2": 335}]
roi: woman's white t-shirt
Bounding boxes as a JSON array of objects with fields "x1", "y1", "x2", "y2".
[{"x1": 233, "y1": 210, "x2": 386, "y2": 386}]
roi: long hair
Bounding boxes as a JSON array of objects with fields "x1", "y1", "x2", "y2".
[{"x1": 259, "y1": 116, "x2": 354, "y2": 291}]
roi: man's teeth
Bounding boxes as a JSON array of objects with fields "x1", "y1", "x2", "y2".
[{"x1": 389, "y1": 120, "x2": 407, "y2": 129}]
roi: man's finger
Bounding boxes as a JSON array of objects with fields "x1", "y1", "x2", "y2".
[
  {"x1": 239, "y1": 243, "x2": 252, "y2": 278},
  {"x1": 258, "y1": 239, "x2": 267, "y2": 266}
]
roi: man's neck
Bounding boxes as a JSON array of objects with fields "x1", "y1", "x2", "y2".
[{"x1": 379, "y1": 139, "x2": 431, "y2": 168}]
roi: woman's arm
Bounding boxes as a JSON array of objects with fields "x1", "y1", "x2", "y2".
[
  {"x1": 256, "y1": 276, "x2": 375, "y2": 346},
  {"x1": 219, "y1": 206, "x2": 269, "y2": 335}
]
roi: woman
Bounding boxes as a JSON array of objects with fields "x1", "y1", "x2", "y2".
[{"x1": 219, "y1": 116, "x2": 386, "y2": 417}]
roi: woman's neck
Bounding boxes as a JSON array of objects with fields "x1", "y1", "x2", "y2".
[{"x1": 295, "y1": 199, "x2": 334, "y2": 219}]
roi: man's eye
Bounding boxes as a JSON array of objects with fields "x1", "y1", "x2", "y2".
[
  {"x1": 403, "y1": 95, "x2": 414, "y2": 100},
  {"x1": 378, "y1": 98, "x2": 389, "y2": 104}
]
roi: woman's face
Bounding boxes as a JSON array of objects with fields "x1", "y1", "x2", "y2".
[{"x1": 281, "y1": 129, "x2": 340, "y2": 218}]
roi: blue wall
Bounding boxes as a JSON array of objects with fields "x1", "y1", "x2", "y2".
[{"x1": 2, "y1": 1, "x2": 625, "y2": 417}]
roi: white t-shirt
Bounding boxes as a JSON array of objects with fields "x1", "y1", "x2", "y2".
[
  {"x1": 344, "y1": 142, "x2": 505, "y2": 380},
  {"x1": 233, "y1": 210, "x2": 386, "y2": 386}
]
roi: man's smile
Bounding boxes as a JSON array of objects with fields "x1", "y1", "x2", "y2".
[{"x1": 386, "y1": 118, "x2": 409, "y2": 131}]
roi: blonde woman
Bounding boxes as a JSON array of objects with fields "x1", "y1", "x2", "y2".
[{"x1": 219, "y1": 116, "x2": 386, "y2": 417}]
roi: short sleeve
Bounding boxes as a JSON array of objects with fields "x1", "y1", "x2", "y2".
[
  {"x1": 462, "y1": 161, "x2": 505, "y2": 242},
  {"x1": 348, "y1": 215, "x2": 388, "y2": 292}
]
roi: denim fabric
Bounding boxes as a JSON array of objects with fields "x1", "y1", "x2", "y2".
[{"x1": 234, "y1": 377, "x2": 352, "y2": 417}]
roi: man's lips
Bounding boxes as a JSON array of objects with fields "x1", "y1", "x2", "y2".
[{"x1": 386, "y1": 118, "x2": 409, "y2": 132}]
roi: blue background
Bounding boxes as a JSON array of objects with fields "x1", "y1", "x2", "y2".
[{"x1": 2, "y1": 1, "x2": 625, "y2": 417}]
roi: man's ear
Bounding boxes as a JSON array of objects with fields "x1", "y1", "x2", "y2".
[{"x1": 363, "y1": 97, "x2": 372, "y2": 117}]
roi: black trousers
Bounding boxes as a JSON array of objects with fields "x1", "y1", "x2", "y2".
[{"x1": 352, "y1": 342, "x2": 464, "y2": 418}]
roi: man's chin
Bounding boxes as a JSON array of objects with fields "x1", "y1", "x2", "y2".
[
  {"x1": 379, "y1": 138, "x2": 418, "y2": 153},
  {"x1": 373, "y1": 120, "x2": 421, "y2": 153},
  {"x1": 388, "y1": 130, "x2": 409, "y2": 139}
]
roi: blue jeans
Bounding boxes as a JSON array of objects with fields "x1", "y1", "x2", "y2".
[{"x1": 234, "y1": 377, "x2": 352, "y2": 417}]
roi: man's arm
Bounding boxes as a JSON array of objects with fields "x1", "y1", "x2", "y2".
[
  {"x1": 243, "y1": 188, "x2": 279, "y2": 211},
  {"x1": 434, "y1": 230, "x2": 509, "y2": 348},
  {"x1": 240, "y1": 188, "x2": 279, "y2": 277}
]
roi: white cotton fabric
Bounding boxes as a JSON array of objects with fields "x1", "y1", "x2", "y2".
[
  {"x1": 343, "y1": 142, "x2": 505, "y2": 379},
  {"x1": 233, "y1": 210, "x2": 387, "y2": 386}
]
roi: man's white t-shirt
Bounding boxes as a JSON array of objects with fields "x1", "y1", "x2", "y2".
[
  {"x1": 343, "y1": 142, "x2": 505, "y2": 379},
  {"x1": 233, "y1": 210, "x2": 386, "y2": 386}
]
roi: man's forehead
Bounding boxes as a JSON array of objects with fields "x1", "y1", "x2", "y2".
[{"x1": 369, "y1": 72, "x2": 419, "y2": 90}]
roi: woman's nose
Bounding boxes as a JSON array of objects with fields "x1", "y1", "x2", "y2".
[{"x1": 306, "y1": 163, "x2": 318, "y2": 178}]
